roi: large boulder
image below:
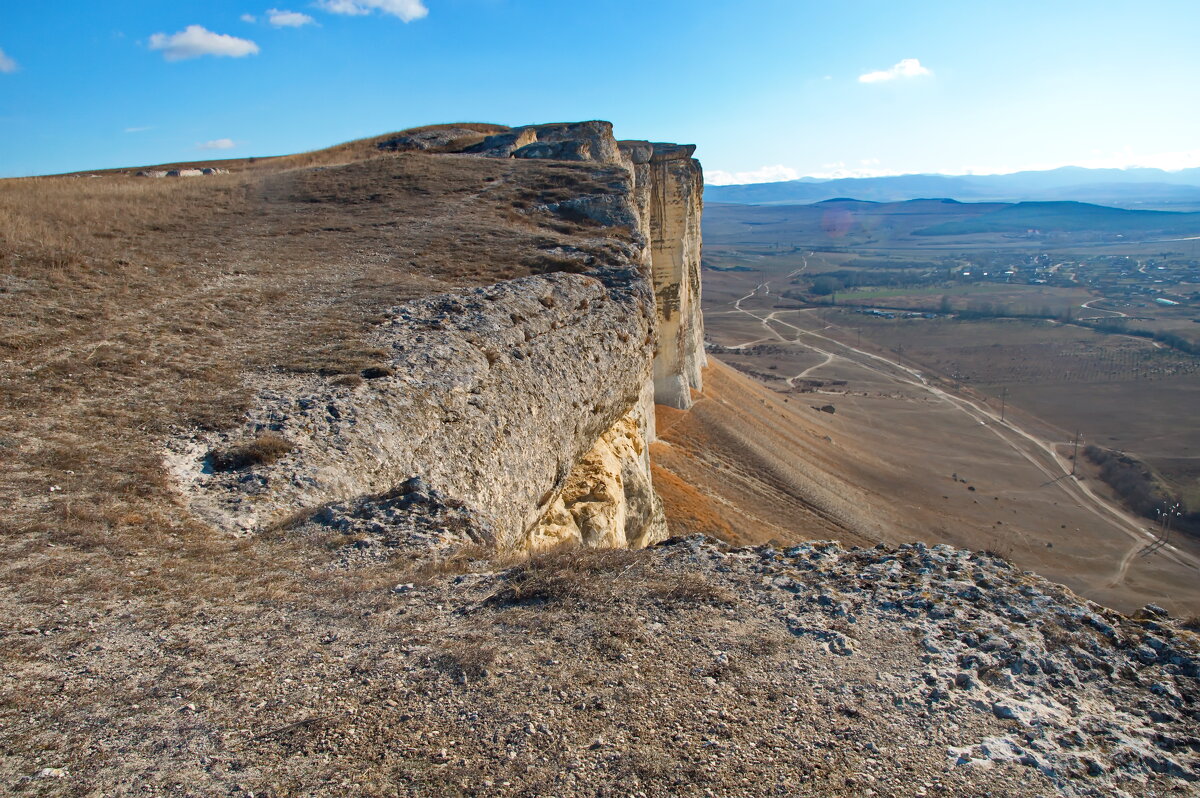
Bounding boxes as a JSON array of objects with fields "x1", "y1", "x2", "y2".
[{"x1": 464, "y1": 121, "x2": 622, "y2": 164}]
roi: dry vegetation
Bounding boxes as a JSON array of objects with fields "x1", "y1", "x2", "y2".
[
  {"x1": 0, "y1": 128, "x2": 652, "y2": 790},
  {"x1": 0, "y1": 124, "x2": 634, "y2": 586}
]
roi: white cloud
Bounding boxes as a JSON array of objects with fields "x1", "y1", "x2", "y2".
[
  {"x1": 706, "y1": 165, "x2": 801, "y2": 186},
  {"x1": 858, "y1": 58, "x2": 931, "y2": 84},
  {"x1": 124, "y1": 126, "x2": 153, "y2": 133},
  {"x1": 709, "y1": 161, "x2": 908, "y2": 185},
  {"x1": 810, "y1": 163, "x2": 902, "y2": 179},
  {"x1": 316, "y1": 0, "x2": 428, "y2": 21},
  {"x1": 0, "y1": 47, "x2": 18, "y2": 74},
  {"x1": 241, "y1": 13, "x2": 258, "y2": 22},
  {"x1": 961, "y1": 148, "x2": 1200, "y2": 176},
  {"x1": 268, "y1": 8, "x2": 315, "y2": 27},
  {"x1": 148, "y1": 25, "x2": 260, "y2": 61},
  {"x1": 197, "y1": 138, "x2": 236, "y2": 150}
]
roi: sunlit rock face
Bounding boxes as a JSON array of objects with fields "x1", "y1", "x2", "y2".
[{"x1": 645, "y1": 143, "x2": 705, "y2": 409}]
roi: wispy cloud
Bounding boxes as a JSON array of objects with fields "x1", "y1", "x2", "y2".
[
  {"x1": 706, "y1": 165, "x2": 800, "y2": 186},
  {"x1": 961, "y1": 148, "x2": 1200, "y2": 176},
  {"x1": 148, "y1": 26, "x2": 260, "y2": 61},
  {"x1": 810, "y1": 160, "x2": 902, "y2": 179},
  {"x1": 858, "y1": 58, "x2": 931, "y2": 84},
  {"x1": 268, "y1": 8, "x2": 315, "y2": 27},
  {"x1": 0, "y1": 47, "x2": 18, "y2": 74},
  {"x1": 316, "y1": 0, "x2": 428, "y2": 22},
  {"x1": 124, "y1": 126, "x2": 153, "y2": 133},
  {"x1": 197, "y1": 138, "x2": 236, "y2": 150},
  {"x1": 241, "y1": 13, "x2": 258, "y2": 23}
]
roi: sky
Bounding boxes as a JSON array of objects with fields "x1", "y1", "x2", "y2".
[{"x1": 2, "y1": 0, "x2": 1199, "y2": 181}]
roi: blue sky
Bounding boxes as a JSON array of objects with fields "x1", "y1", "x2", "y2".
[{"x1": 1, "y1": 0, "x2": 1198, "y2": 181}]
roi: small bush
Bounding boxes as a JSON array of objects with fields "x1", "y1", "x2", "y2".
[
  {"x1": 648, "y1": 572, "x2": 737, "y2": 607},
  {"x1": 208, "y1": 433, "x2": 294, "y2": 472},
  {"x1": 488, "y1": 547, "x2": 642, "y2": 607},
  {"x1": 434, "y1": 641, "x2": 498, "y2": 680},
  {"x1": 1083, "y1": 444, "x2": 1178, "y2": 521}
]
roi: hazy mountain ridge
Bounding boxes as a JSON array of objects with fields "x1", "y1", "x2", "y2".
[
  {"x1": 705, "y1": 198, "x2": 1200, "y2": 244},
  {"x1": 708, "y1": 166, "x2": 1200, "y2": 209}
]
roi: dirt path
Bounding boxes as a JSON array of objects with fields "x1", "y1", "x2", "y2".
[
  {"x1": 788, "y1": 351, "x2": 834, "y2": 384},
  {"x1": 723, "y1": 286, "x2": 1200, "y2": 587},
  {"x1": 1079, "y1": 298, "x2": 1129, "y2": 320}
]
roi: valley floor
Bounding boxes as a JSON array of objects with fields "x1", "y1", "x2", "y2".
[{"x1": 682, "y1": 282, "x2": 1200, "y2": 615}]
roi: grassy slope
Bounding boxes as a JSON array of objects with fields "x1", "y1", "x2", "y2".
[{"x1": 0, "y1": 126, "x2": 635, "y2": 729}]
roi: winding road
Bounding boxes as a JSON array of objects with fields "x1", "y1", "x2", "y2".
[{"x1": 719, "y1": 282, "x2": 1200, "y2": 588}]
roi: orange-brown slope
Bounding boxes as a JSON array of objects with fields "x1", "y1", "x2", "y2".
[
  {"x1": 653, "y1": 358, "x2": 1200, "y2": 615},
  {"x1": 653, "y1": 360, "x2": 887, "y2": 548}
]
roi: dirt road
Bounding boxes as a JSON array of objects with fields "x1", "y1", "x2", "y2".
[{"x1": 719, "y1": 283, "x2": 1200, "y2": 593}]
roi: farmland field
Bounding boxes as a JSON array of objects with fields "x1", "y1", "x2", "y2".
[
  {"x1": 828, "y1": 313, "x2": 1200, "y2": 502},
  {"x1": 701, "y1": 200, "x2": 1200, "y2": 550}
]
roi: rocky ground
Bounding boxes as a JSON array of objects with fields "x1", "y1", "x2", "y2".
[{"x1": 4, "y1": 535, "x2": 1197, "y2": 796}]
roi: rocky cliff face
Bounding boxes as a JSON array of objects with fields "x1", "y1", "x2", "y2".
[
  {"x1": 167, "y1": 121, "x2": 704, "y2": 553},
  {"x1": 619, "y1": 140, "x2": 707, "y2": 410}
]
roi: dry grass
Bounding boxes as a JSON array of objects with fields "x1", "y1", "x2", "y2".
[
  {"x1": 487, "y1": 546, "x2": 645, "y2": 607},
  {"x1": 0, "y1": 126, "x2": 692, "y2": 794},
  {"x1": 484, "y1": 545, "x2": 736, "y2": 611},
  {"x1": 0, "y1": 126, "x2": 634, "y2": 617},
  {"x1": 207, "y1": 433, "x2": 295, "y2": 472}
]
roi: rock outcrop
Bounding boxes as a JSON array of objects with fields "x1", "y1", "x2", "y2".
[
  {"x1": 635, "y1": 142, "x2": 706, "y2": 409},
  {"x1": 167, "y1": 121, "x2": 702, "y2": 553}
]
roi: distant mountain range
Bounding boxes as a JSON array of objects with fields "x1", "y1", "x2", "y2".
[
  {"x1": 703, "y1": 198, "x2": 1200, "y2": 248},
  {"x1": 706, "y1": 166, "x2": 1200, "y2": 210}
]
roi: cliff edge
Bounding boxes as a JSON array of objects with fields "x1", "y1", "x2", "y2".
[{"x1": 166, "y1": 121, "x2": 704, "y2": 554}]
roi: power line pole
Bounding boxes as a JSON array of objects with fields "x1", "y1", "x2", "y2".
[
  {"x1": 1000, "y1": 387, "x2": 1008, "y2": 423},
  {"x1": 1070, "y1": 430, "x2": 1082, "y2": 476}
]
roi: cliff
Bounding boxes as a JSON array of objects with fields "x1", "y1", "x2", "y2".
[
  {"x1": 166, "y1": 121, "x2": 705, "y2": 553},
  {"x1": 6, "y1": 122, "x2": 1200, "y2": 798}
]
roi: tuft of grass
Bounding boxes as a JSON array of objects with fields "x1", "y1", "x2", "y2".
[
  {"x1": 488, "y1": 547, "x2": 643, "y2": 607},
  {"x1": 434, "y1": 639, "x2": 499, "y2": 681},
  {"x1": 207, "y1": 433, "x2": 294, "y2": 472},
  {"x1": 648, "y1": 571, "x2": 737, "y2": 607}
]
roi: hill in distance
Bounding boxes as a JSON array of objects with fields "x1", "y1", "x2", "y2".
[
  {"x1": 707, "y1": 165, "x2": 1200, "y2": 210},
  {"x1": 704, "y1": 197, "x2": 1200, "y2": 247}
]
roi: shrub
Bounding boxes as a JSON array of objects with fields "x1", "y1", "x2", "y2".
[{"x1": 207, "y1": 433, "x2": 294, "y2": 472}]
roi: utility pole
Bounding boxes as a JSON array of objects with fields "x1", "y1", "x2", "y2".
[
  {"x1": 1000, "y1": 387, "x2": 1008, "y2": 423},
  {"x1": 1070, "y1": 430, "x2": 1082, "y2": 476}
]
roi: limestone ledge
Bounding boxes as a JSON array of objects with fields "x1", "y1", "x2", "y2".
[
  {"x1": 622, "y1": 140, "x2": 706, "y2": 409},
  {"x1": 526, "y1": 380, "x2": 666, "y2": 551},
  {"x1": 465, "y1": 120, "x2": 707, "y2": 409},
  {"x1": 167, "y1": 121, "x2": 701, "y2": 554},
  {"x1": 168, "y1": 261, "x2": 670, "y2": 551}
]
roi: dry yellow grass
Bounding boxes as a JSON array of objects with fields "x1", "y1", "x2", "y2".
[
  {"x1": 0, "y1": 127, "x2": 631, "y2": 613},
  {"x1": 0, "y1": 131, "x2": 657, "y2": 790}
]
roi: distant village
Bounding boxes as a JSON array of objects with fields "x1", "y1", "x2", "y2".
[{"x1": 950, "y1": 252, "x2": 1199, "y2": 304}]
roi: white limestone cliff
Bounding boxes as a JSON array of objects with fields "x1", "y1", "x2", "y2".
[{"x1": 167, "y1": 121, "x2": 704, "y2": 553}]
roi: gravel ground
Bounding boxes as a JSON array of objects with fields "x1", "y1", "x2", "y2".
[{"x1": 3, "y1": 536, "x2": 1197, "y2": 797}]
